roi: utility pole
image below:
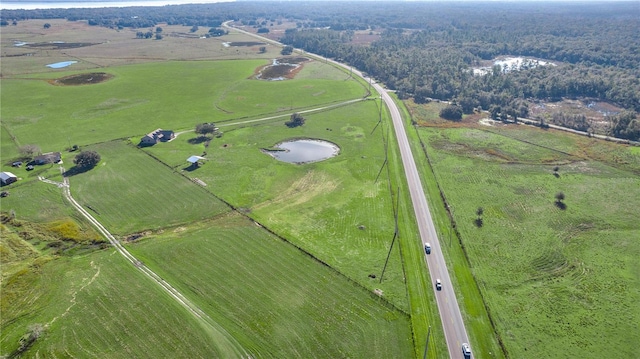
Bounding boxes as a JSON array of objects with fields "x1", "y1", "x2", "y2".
[
  {"x1": 422, "y1": 326, "x2": 431, "y2": 359},
  {"x1": 449, "y1": 206, "x2": 453, "y2": 247},
  {"x1": 379, "y1": 187, "x2": 400, "y2": 283}
]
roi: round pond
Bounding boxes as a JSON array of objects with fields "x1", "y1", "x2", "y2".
[{"x1": 263, "y1": 139, "x2": 339, "y2": 164}]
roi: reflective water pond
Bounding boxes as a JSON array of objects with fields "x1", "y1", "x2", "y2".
[
  {"x1": 263, "y1": 139, "x2": 339, "y2": 164},
  {"x1": 46, "y1": 61, "x2": 78, "y2": 68},
  {"x1": 473, "y1": 56, "x2": 555, "y2": 75}
]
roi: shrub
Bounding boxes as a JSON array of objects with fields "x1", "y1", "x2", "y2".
[
  {"x1": 439, "y1": 105, "x2": 463, "y2": 121},
  {"x1": 285, "y1": 113, "x2": 305, "y2": 128}
]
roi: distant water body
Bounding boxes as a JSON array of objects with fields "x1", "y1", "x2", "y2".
[{"x1": 1, "y1": 0, "x2": 233, "y2": 10}]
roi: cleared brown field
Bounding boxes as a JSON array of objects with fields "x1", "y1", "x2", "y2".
[{"x1": 0, "y1": 19, "x2": 282, "y2": 76}]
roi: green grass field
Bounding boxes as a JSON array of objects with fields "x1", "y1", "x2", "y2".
[
  {"x1": 415, "y1": 122, "x2": 640, "y2": 358},
  {"x1": 144, "y1": 99, "x2": 411, "y2": 310},
  {"x1": 1, "y1": 21, "x2": 421, "y2": 359},
  {"x1": 0, "y1": 60, "x2": 367, "y2": 155},
  {"x1": 127, "y1": 213, "x2": 413, "y2": 358},
  {"x1": 64, "y1": 140, "x2": 231, "y2": 235},
  {"x1": 0, "y1": 228, "x2": 227, "y2": 358}
]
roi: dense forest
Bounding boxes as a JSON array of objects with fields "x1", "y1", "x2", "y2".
[{"x1": 2, "y1": 1, "x2": 639, "y2": 140}]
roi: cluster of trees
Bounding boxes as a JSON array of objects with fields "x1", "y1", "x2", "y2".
[
  {"x1": 609, "y1": 111, "x2": 640, "y2": 141},
  {"x1": 208, "y1": 27, "x2": 227, "y2": 37},
  {"x1": 281, "y1": 45, "x2": 294, "y2": 55},
  {"x1": 439, "y1": 105, "x2": 463, "y2": 121},
  {"x1": 551, "y1": 113, "x2": 590, "y2": 133},
  {"x1": 280, "y1": 24, "x2": 639, "y2": 118},
  {"x1": 73, "y1": 151, "x2": 101, "y2": 170},
  {"x1": 135, "y1": 31, "x2": 156, "y2": 39}
]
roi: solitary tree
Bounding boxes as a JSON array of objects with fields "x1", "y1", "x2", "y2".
[
  {"x1": 554, "y1": 192, "x2": 567, "y2": 210},
  {"x1": 490, "y1": 105, "x2": 502, "y2": 121},
  {"x1": 43, "y1": 23, "x2": 51, "y2": 29},
  {"x1": 73, "y1": 150, "x2": 101, "y2": 170},
  {"x1": 474, "y1": 207, "x2": 484, "y2": 228},
  {"x1": 281, "y1": 45, "x2": 294, "y2": 55},
  {"x1": 195, "y1": 123, "x2": 218, "y2": 137},
  {"x1": 285, "y1": 113, "x2": 305, "y2": 128},
  {"x1": 19, "y1": 144, "x2": 41, "y2": 158}
]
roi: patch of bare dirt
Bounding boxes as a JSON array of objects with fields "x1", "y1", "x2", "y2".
[
  {"x1": 50, "y1": 72, "x2": 113, "y2": 86},
  {"x1": 254, "y1": 57, "x2": 310, "y2": 80},
  {"x1": 350, "y1": 31, "x2": 382, "y2": 46},
  {"x1": 24, "y1": 42, "x2": 99, "y2": 50},
  {"x1": 228, "y1": 41, "x2": 266, "y2": 47}
]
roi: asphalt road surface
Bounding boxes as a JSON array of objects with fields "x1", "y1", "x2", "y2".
[
  {"x1": 224, "y1": 22, "x2": 471, "y2": 358},
  {"x1": 370, "y1": 81, "x2": 471, "y2": 359}
]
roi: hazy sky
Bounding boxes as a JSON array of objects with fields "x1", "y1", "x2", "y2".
[{"x1": 2, "y1": 0, "x2": 637, "y2": 11}]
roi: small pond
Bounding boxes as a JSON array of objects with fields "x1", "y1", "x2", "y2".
[
  {"x1": 473, "y1": 56, "x2": 555, "y2": 75},
  {"x1": 46, "y1": 61, "x2": 78, "y2": 69},
  {"x1": 263, "y1": 139, "x2": 339, "y2": 164}
]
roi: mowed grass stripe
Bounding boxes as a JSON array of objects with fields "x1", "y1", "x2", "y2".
[
  {"x1": 128, "y1": 213, "x2": 413, "y2": 359},
  {"x1": 68, "y1": 140, "x2": 230, "y2": 235}
]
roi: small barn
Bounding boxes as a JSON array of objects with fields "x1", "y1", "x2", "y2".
[
  {"x1": 140, "y1": 129, "x2": 175, "y2": 145},
  {"x1": 33, "y1": 152, "x2": 62, "y2": 165},
  {"x1": 0, "y1": 172, "x2": 18, "y2": 186},
  {"x1": 187, "y1": 155, "x2": 206, "y2": 166}
]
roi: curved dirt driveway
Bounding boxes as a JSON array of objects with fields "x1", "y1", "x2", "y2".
[{"x1": 41, "y1": 168, "x2": 249, "y2": 358}]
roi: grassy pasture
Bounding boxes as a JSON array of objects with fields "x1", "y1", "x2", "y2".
[
  {"x1": 145, "y1": 99, "x2": 412, "y2": 310},
  {"x1": 416, "y1": 122, "x2": 640, "y2": 358},
  {"x1": 0, "y1": 59, "x2": 367, "y2": 155},
  {"x1": 1, "y1": 125, "x2": 21, "y2": 161},
  {"x1": 127, "y1": 213, "x2": 414, "y2": 358},
  {"x1": 1, "y1": 20, "x2": 436, "y2": 359},
  {"x1": 63, "y1": 140, "x2": 230, "y2": 235},
  {"x1": 0, "y1": 234, "x2": 225, "y2": 358},
  {"x1": 0, "y1": 172, "x2": 75, "y2": 222}
]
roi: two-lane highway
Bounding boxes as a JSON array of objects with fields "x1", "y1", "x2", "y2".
[
  {"x1": 224, "y1": 21, "x2": 471, "y2": 358},
  {"x1": 372, "y1": 82, "x2": 471, "y2": 359}
]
